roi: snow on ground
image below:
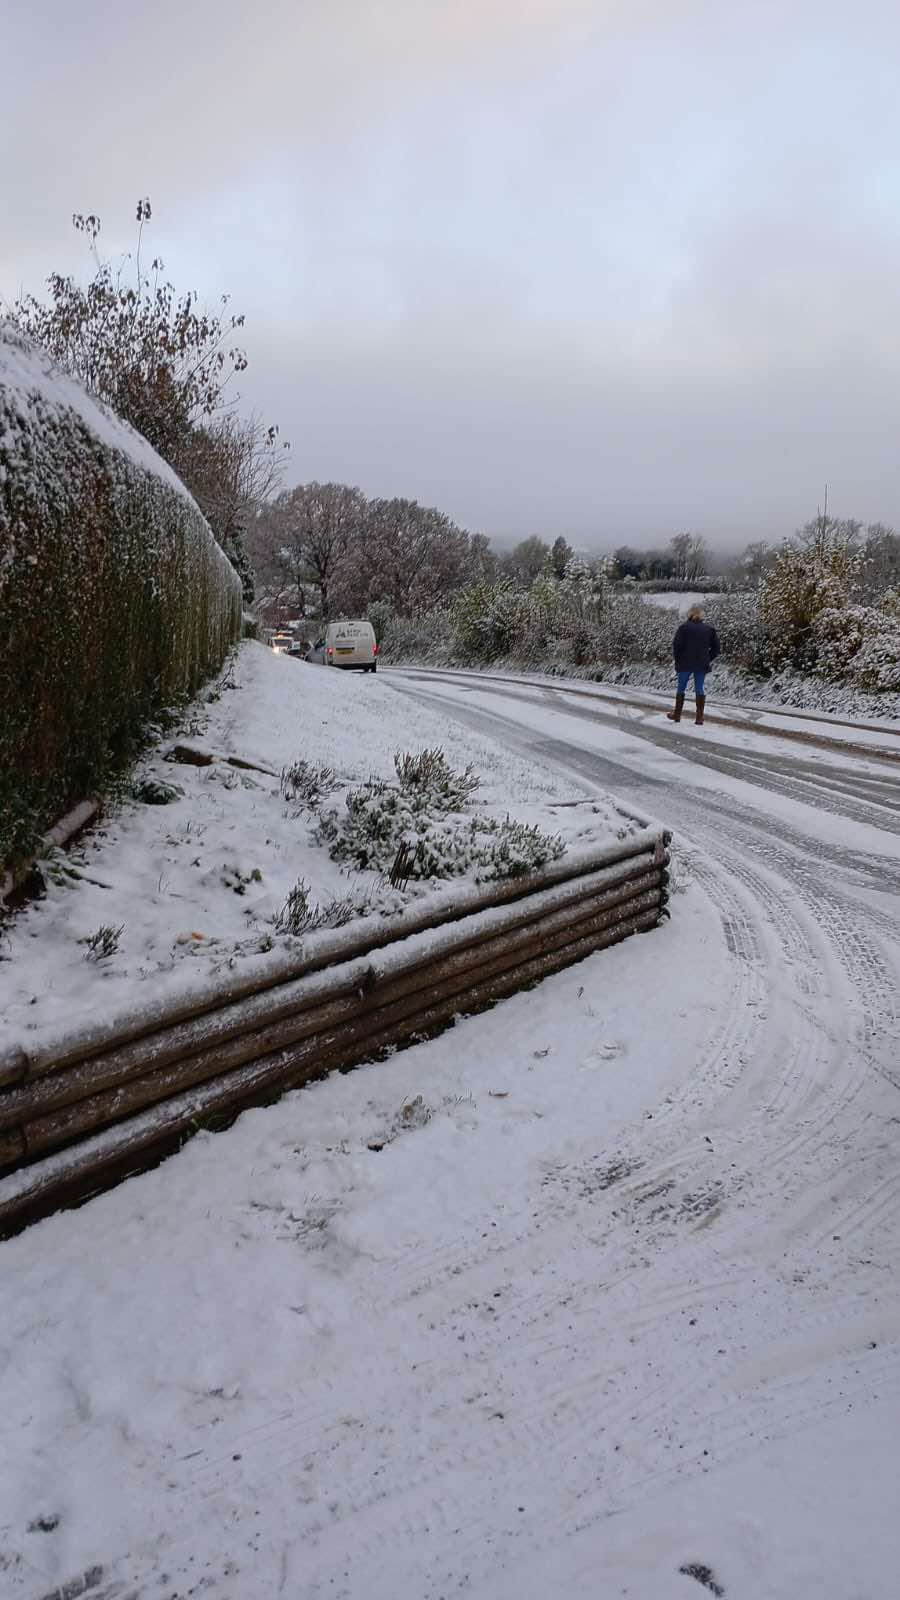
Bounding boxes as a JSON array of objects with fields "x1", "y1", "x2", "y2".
[
  {"x1": 641, "y1": 589, "x2": 709, "y2": 611},
  {"x1": 3, "y1": 662, "x2": 899, "y2": 1600},
  {"x1": 1, "y1": 884, "x2": 727, "y2": 1599},
  {"x1": 0, "y1": 641, "x2": 635, "y2": 1056}
]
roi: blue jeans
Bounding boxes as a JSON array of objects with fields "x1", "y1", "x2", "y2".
[{"x1": 676, "y1": 670, "x2": 706, "y2": 697}]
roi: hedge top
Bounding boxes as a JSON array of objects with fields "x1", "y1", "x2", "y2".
[
  {"x1": 0, "y1": 320, "x2": 237, "y2": 592},
  {"x1": 2, "y1": 320, "x2": 183, "y2": 495}
]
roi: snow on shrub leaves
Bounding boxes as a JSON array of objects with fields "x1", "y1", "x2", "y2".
[
  {"x1": 394, "y1": 746, "x2": 480, "y2": 809},
  {"x1": 274, "y1": 879, "x2": 367, "y2": 936},
  {"x1": 0, "y1": 325, "x2": 242, "y2": 868},
  {"x1": 280, "y1": 759, "x2": 339, "y2": 812},
  {"x1": 315, "y1": 748, "x2": 565, "y2": 884}
]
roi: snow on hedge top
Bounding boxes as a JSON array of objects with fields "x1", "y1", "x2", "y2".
[
  {"x1": 0, "y1": 323, "x2": 240, "y2": 594},
  {"x1": 0, "y1": 321, "x2": 193, "y2": 489}
]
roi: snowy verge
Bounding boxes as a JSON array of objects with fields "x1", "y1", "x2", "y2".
[
  {"x1": 0, "y1": 642, "x2": 641, "y2": 1054},
  {"x1": 0, "y1": 883, "x2": 718, "y2": 1599}
]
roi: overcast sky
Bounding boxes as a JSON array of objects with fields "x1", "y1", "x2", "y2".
[{"x1": 3, "y1": 0, "x2": 900, "y2": 549}]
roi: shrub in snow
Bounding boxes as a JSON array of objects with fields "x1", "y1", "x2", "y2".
[
  {"x1": 133, "y1": 777, "x2": 184, "y2": 806},
  {"x1": 812, "y1": 604, "x2": 871, "y2": 681},
  {"x1": 280, "y1": 759, "x2": 339, "y2": 811},
  {"x1": 82, "y1": 923, "x2": 124, "y2": 961},
  {"x1": 315, "y1": 750, "x2": 563, "y2": 884},
  {"x1": 702, "y1": 592, "x2": 769, "y2": 674},
  {"x1": 366, "y1": 597, "x2": 394, "y2": 645},
  {"x1": 0, "y1": 325, "x2": 242, "y2": 867},
  {"x1": 759, "y1": 531, "x2": 861, "y2": 672},
  {"x1": 453, "y1": 580, "x2": 533, "y2": 662},
  {"x1": 473, "y1": 816, "x2": 567, "y2": 880},
  {"x1": 274, "y1": 879, "x2": 366, "y2": 936},
  {"x1": 561, "y1": 553, "x2": 611, "y2": 619},
  {"x1": 376, "y1": 608, "x2": 453, "y2": 665},
  {"x1": 394, "y1": 746, "x2": 480, "y2": 809},
  {"x1": 850, "y1": 619, "x2": 900, "y2": 692}
]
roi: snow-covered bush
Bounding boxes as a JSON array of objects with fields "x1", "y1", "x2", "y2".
[
  {"x1": 570, "y1": 622, "x2": 601, "y2": 666},
  {"x1": 0, "y1": 326, "x2": 242, "y2": 867},
  {"x1": 759, "y1": 531, "x2": 862, "y2": 672},
  {"x1": 702, "y1": 593, "x2": 768, "y2": 673},
  {"x1": 366, "y1": 597, "x2": 394, "y2": 645},
  {"x1": 812, "y1": 605, "x2": 871, "y2": 681},
  {"x1": 594, "y1": 597, "x2": 673, "y2": 665},
  {"x1": 314, "y1": 751, "x2": 564, "y2": 884},
  {"x1": 473, "y1": 816, "x2": 567, "y2": 880},
  {"x1": 561, "y1": 553, "x2": 611, "y2": 619},
  {"x1": 849, "y1": 605, "x2": 900, "y2": 692},
  {"x1": 280, "y1": 759, "x2": 339, "y2": 811},
  {"x1": 394, "y1": 746, "x2": 480, "y2": 809},
  {"x1": 274, "y1": 879, "x2": 364, "y2": 935},
  {"x1": 376, "y1": 608, "x2": 453, "y2": 665},
  {"x1": 453, "y1": 580, "x2": 533, "y2": 662}
]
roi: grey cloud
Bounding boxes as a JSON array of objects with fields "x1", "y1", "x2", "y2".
[{"x1": 3, "y1": 0, "x2": 900, "y2": 547}]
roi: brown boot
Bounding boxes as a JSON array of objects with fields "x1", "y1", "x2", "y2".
[
  {"x1": 667, "y1": 693, "x2": 685, "y2": 722},
  {"x1": 694, "y1": 694, "x2": 706, "y2": 725}
]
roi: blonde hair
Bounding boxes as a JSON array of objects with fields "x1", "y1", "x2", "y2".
[{"x1": 687, "y1": 604, "x2": 704, "y2": 620}]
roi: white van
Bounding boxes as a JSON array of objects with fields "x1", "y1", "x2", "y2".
[{"x1": 324, "y1": 619, "x2": 378, "y2": 672}]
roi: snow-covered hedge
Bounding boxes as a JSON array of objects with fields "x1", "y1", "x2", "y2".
[{"x1": 0, "y1": 325, "x2": 242, "y2": 866}]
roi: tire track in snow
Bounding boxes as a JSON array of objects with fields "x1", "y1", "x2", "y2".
[{"x1": 37, "y1": 671, "x2": 899, "y2": 1600}]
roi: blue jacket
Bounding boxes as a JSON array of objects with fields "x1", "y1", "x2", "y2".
[{"x1": 673, "y1": 619, "x2": 720, "y2": 672}]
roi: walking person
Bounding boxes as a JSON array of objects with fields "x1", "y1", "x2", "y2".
[{"x1": 668, "y1": 604, "x2": 720, "y2": 724}]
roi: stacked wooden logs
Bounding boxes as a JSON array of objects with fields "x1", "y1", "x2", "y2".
[{"x1": 0, "y1": 827, "x2": 670, "y2": 1236}]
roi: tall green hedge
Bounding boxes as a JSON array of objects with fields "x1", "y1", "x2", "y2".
[{"x1": 0, "y1": 325, "x2": 243, "y2": 867}]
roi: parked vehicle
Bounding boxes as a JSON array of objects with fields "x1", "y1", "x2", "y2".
[{"x1": 323, "y1": 619, "x2": 378, "y2": 672}]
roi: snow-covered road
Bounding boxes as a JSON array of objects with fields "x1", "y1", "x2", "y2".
[
  {"x1": 384, "y1": 667, "x2": 900, "y2": 1590},
  {"x1": 3, "y1": 666, "x2": 899, "y2": 1600}
]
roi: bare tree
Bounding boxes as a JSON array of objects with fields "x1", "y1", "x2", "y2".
[
  {"x1": 499, "y1": 536, "x2": 551, "y2": 586},
  {"x1": 248, "y1": 500, "x2": 311, "y2": 621},
  {"x1": 274, "y1": 482, "x2": 367, "y2": 620},
  {"x1": 860, "y1": 523, "x2": 900, "y2": 601},
  {"x1": 345, "y1": 498, "x2": 473, "y2": 614},
  {"x1": 735, "y1": 540, "x2": 776, "y2": 587},
  {"x1": 469, "y1": 531, "x2": 498, "y2": 582},
  {"x1": 176, "y1": 414, "x2": 289, "y2": 601},
  {"x1": 669, "y1": 532, "x2": 709, "y2": 583}
]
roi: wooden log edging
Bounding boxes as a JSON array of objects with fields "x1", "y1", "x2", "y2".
[
  {"x1": 0, "y1": 797, "x2": 101, "y2": 907},
  {"x1": 0, "y1": 829, "x2": 671, "y2": 1237},
  {"x1": 0, "y1": 826, "x2": 668, "y2": 1082}
]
